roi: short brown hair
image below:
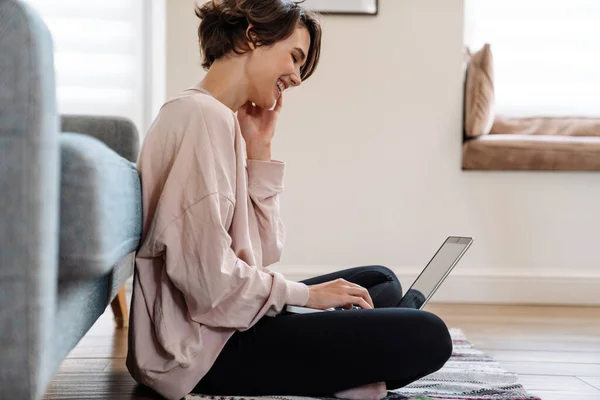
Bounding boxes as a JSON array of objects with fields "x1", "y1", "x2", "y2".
[{"x1": 195, "y1": 0, "x2": 322, "y2": 81}]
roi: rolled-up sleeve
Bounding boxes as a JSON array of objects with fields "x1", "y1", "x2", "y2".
[{"x1": 247, "y1": 159, "x2": 286, "y2": 267}]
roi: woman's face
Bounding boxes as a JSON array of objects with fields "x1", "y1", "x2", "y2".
[{"x1": 245, "y1": 26, "x2": 311, "y2": 109}]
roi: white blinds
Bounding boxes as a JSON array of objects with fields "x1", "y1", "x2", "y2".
[
  {"x1": 464, "y1": 0, "x2": 600, "y2": 117},
  {"x1": 26, "y1": 0, "x2": 146, "y2": 132}
]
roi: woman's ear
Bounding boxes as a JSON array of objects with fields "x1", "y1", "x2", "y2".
[{"x1": 246, "y1": 24, "x2": 259, "y2": 50}]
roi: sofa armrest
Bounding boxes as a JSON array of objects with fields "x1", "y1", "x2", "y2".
[
  {"x1": 59, "y1": 133, "x2": 142, "y2": 280},
  {"x1": 60, "y1": 115, "x2": 140, "y2": 162}
]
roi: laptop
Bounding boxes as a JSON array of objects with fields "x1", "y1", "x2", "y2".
[
  {"x1": 284, "y1": 236, "x2": 473, "y2": 314},
  {"x1": 397, "y1": 236, "x2": 473, "y2": 309}
]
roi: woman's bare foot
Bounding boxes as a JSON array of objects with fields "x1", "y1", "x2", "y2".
[{"x1": 334, "y1": 381, "x2": 387, "y2": 400}]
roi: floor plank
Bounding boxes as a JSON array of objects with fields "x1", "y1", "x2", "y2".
[
  {"x1": 517, "y1": 374, "x2": 599, "y2": 393},
  {"x1": 497, "y1": 361, "x2": 600, "y2": 377},
  {"x1": 67, "y1": 332, "x2": 128, "y2": 359},
  {"x1": 103, "y1": 358, "x2": 129, "y2": 373},
  {"x1": 44, "y1": 372, "x2": 160, "y2": 400},
  {"x1": 464, "y1": 337, "x2": 600, "y2": 353},
  {"x1": 528, "y1": 391, "x2": 600, "y2": 400},
  {"x1": 485, "y1": 349, "x2": 600, "y2": 364},
  {"x1": 579, "y1": 376, "x2": 600, "y2": 390},
  {"x1": 56, "y1": 359, "x2": 110, "y2": 373}
]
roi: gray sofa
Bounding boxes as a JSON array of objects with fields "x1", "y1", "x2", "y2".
[{"x1": 0, "y1": 1, "x2": 142, "y2": 398}]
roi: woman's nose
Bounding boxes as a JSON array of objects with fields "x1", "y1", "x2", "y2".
[{"x1": 291, "y1": 73, "x2": 301, "y2": 87}]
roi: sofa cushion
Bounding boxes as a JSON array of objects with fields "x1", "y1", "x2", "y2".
[
  {"x1": 465, "y1": 43, "x2": 495, "y2": 138},
  {"x1": 491, "y1": 116, "x2": 600, "y2": 137},
  {"x1": 59, "y1": 133, "x2": 142, "y2": 280},
  {"x1": 462, "y1": 134, "x2": 600, "y2": 171}
]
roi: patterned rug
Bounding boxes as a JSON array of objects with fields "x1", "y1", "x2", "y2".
[{"x1": 186, "y1": 328, "x2": 541, "y2": 400}]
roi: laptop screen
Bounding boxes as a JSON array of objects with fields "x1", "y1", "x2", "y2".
[{"x1": 399, "y1": 237, "x2": 472, "y2": 309}]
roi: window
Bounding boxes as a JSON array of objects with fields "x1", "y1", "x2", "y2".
[
  {"x1": 26, "y1": 0, "x2": 149, "y2": 133},
  {"x1": 464, "y1": 0, "x2": 600, "y2": 117}
]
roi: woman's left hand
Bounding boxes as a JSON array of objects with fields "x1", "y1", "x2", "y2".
[{"x1": 237, "y1": 94, "x2": 283, "y2": 161}]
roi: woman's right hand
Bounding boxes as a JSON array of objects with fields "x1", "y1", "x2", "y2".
[{"x1": 305, "y1": 278, "x2": 374, "y2": 310}]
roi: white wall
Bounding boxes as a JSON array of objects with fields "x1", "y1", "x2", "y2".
[{"x1": 165, "y1": 0, "x2": 600, "y2": 305}]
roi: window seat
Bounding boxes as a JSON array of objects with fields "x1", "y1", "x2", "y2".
[{"x1": 462, "y1": 134, "x2": 600, "y2": 171}]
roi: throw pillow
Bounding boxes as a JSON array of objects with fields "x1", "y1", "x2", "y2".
[{"x1": 465, "y1": 43, "x2": 495, "y2": 138}]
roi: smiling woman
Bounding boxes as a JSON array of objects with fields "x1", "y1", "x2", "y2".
[{"x1": 126, "y1": 1, "x2": 451, "y2": 400}]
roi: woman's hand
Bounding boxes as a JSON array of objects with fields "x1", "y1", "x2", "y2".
[
  {"x1": 306, "y1": 278, "x2": 375, "y2": 310},
  {"x1": 237, "y1": 94, "x2": 283, "y2": 161}
]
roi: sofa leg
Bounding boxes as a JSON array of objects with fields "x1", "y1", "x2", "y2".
[{"x1": 110, "y1": 286, "x2": 128, "y2": 329}]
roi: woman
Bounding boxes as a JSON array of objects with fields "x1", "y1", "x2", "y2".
[{"x1": 126, "y1": 1, "x2": 452, "y2": 399}]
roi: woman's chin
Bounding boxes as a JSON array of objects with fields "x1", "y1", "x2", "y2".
[
  {"x1": 249, "y1": 91, "x2": 279, "y2": 109},
  {"x1": 254, "y1": 96, "x2": 277, "y2": 110}
]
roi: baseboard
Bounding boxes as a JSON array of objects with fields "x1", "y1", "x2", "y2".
[
  {"x1": 271, "y1": 265, "x2": 600, "y2": 306},
  {"x1": 125, "y1": 266, "x2": 600, "y2": 306}
]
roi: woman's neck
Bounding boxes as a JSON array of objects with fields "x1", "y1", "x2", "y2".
[{"x1": 198, "y1": 57, "x2": 250, "y2": 112}]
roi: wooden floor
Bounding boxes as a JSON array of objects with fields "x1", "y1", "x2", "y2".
[{"x1": 43, "y1": 302, "x2": 600, "y2": 400}]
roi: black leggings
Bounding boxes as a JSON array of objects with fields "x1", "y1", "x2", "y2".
[{"x1": 194, "y1": 265, "x2": 452, "y2": 397}]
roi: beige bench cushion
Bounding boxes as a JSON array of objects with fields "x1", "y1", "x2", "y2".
[
  {"x1": 491, "y1": 116, "x2": 600, "y2": 137},
  {"x1": 462, "y1": 134, "x2": 600, "y2": 171}
]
